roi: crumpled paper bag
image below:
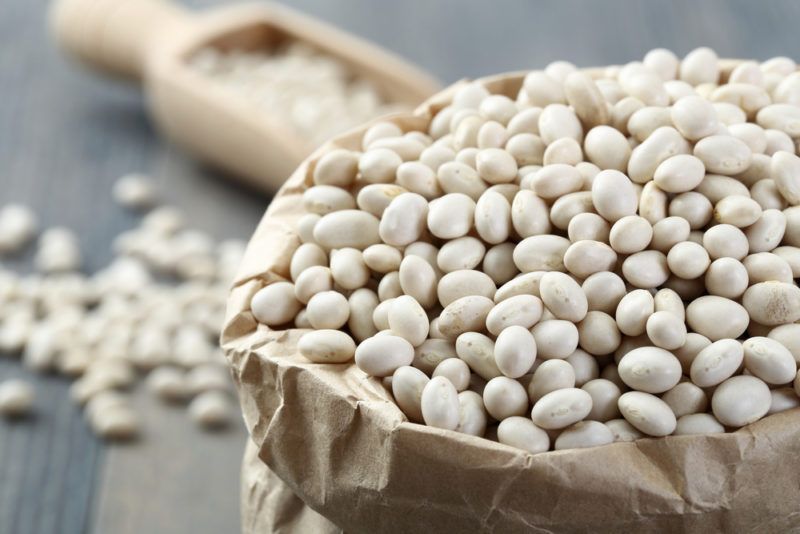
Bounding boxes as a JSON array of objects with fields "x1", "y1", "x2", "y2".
[
  {"x1": 241, "y1": 438, "x2": 340, "y2": 533},
  {"x1": 222, "y1": 70, "x2": 800, "y2": 533}
]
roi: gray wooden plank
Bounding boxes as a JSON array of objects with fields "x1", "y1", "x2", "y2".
[
  {"x1": 259, "y1": 0, "x2": 800, "y2": 83},
  {"x1": 0, "y1": 0, "x2": 264, "y2": 533},
  {"x1": 0, "y1": 362, "x2": 102, "y2": 534},
  {"x1": 91, "y1": 383, "x2": 248, "y2": 534}
]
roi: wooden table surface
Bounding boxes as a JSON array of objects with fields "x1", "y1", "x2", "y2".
[{"x1": 2, "y1": 1, "x2": 800, "y2": 533}]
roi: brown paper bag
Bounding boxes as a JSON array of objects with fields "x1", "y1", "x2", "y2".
[
  {"x1": 241, "y1": 439, "x2": 341, "y2": 534},
  {"x1": 222, "y1": 71, "x2": 800, "y2": 533}
]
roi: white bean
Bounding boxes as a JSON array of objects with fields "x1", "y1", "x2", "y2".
[
  {"x1": 494, "y1": 326, "x2": 537, "y2": 378},
  {"x1": 555, "y1": 420, "x2": 614, "y2": 450},
  {"x1": 0, "y1": 379, "x2": 34, "y2": 417},
  {"x1": 476, "y1": 148, "x2": 518, "y2": 184},
  {"x1": 769, "y1": 388, "x2": 800, "y2": 414},
  {"x1": 550, "y1": 191, "x2": 595, "y2": 231},
  {"x1": 539, "y1": 104, "x2": 583, "y2": 144},
  {"x1": 662, "y1": 382, "x2": 708, "y2": 418},
  {"x1": 653, "y1": 154, "x2": 706, "y2": 193},
  {"x1": 306, "y1": 291, "x2": 349, "y2": 330},
  {"x1": 362, "y1": 244, "x2": 402, "y2": 273},
  {"x1": 348, "y1": 289, "x2": 379, "y2": 342},
  {"x1": 412, "y1": 338, "x2": 456, "y2": 374},
  {"x1": 742, "y1": 281, "x2": 800, "y2": 325},
  {"x1": 674, "y1": 413, "x2": 725, "y2": 435},
  {"x1": 615, "y1": 289, "x2": 654, "y2": 336},
  {"x1": 757, "y1": 104, "x2": 800, "y2": 137},
  {"x1": 528, "y1": 359, "x2": 575, "y2": 403},
  {"x1": 609, "y1": 216, "x2": 652, "y2": 254},
  {"x1": 313, "y1": 149, "x2": 358, "y2": 187},
  {"x1": 564, "y1": 72, "x2": 609, "y2": 128},
  {"x1": 638, "y1": 181, "x2": 668, "y2": 224},
  {"x1": 543, "y1": 138, "x2": 583, "y2": 166},
  {"x1": 497, "y1": 416, "x2": 550, "y2": 453},
  {"x1": 437, "y1": 162, "x2": 487, "y2": 200},
  {"x1": 530, "y1": 388, "x2": 592, "y2": 429},
  {"x1": 563, "y1": 240, "x2": 617, "y2": 278},
  {"x1": 690, "y1": 338, "x2": 744, "y2": 387},
  {"x1": 388, "y1": 295, "x2": 430, "y2": 347},
  {"x1": 189, "y1": 391, "x2": 232, "y2": 429},
  {"x1": 686, "y1": 296, "x2": 749, "y2": 340},
  {"x1": 483, "y1": 376, "x2": 529, "y2": 420},
  {"x1": 770, "y1": 150, "x2": 800, "y2": 205},
  {"x1": 746, "y1": 209, "x2": 787, "y2": 253},
  {"x1": 645, "y1": 311, "x2": 687, "y2": 350},
  {"x1": 702, "y1": 224, "x2": 749, "y2": 260},
  {"x1": 392, "y1": 366, "x2": 429, "y2": 422},
  {"x1": 743, "y1": 252, "x2": 794, "y2": 284},
  {"x1": 494, "y1": 272, "x2": 546, "y2": 303},
  {"x1": 618, "y1": 346, "x2": 682, "y2": 393},
  {"x1": 670, "y1": 95, "x2": 718, "y2": 140},
  {"x1": 420, "y1": 376, "x2": 460, "y2": 430},
  {"x1": 530, "y1": 320, "x2": 579, "y2": 360},
  {"x1": 455, "y1": 332, "x2": 501, "y2": 380},
  {"x1": 475, "y1": 191, "x2": 511, "y2": 244},
  {"x1": 680, "y1": 47, "x2": 719, "y2": 86},
  {"x1": 398, "y1": 256, "x2": 438, "y2": 309},
  {"x1": 427, "y1": 193, "x2": 475, "y2": 239},
  {"x1": 605, "y1": 418, "x2": 644, "y2": 442},
  {"x1": 714, "y1": 195, "x2": 763, "y2": 228},
  {"x1": 510, "y1": 190, "x2": 550, "y2": 238},
  {"x1": 582, "y1": 272, "x2": 626, "y2": 315},
  {"x1": 437, "y1": 237, "x2": 485, "y2": 273},
  {"x1": 618, "y1": 391, "x2": 676, "y2": 436},
  {"x1": 456, "y1": 390, "x2": 488, "y2": 437},
  {"x1": 669, "y1": 192, "x2": 712, "y2": 229},
  {"x1": 627, "y1": 126, "x2": 689, "y2": 184},
  {"x1": 486, "y1": 295, "x2": 543, "y2": 336},
  {"x1": 628, "y1": 106, "x2": 672, "y2": 142},
  {"x1": 581, "y1": 378, "x2": 621, "y2": 421},
  {"x1": 251, "y1": 282, "x2": 301, "y2": 326},
  {"x1": 359, "y1": 148, "x2": 402, "y2": 183},
  {"x1": 539, "y1": 272, "x2": 588, "y2": 322},
  {"x1": 379, "y1": 193, "x2": 428, "y2": 247},
  {"x1": 432, "y1": 358, "x2": 470, "y2": 392},
  {"x1": 621, "y1": 250, "x2": 669, "y2": 289},
  {"x1": 711, "y1": 375, "x2": 771, "y2": 427},
  {"x1": 302, "y1": 185, "x2": 355, "y2": 215},
  {"x1": 666, "y1": 241, "x2": 710, "y2": 279},
  {"x1": 591, "y1": 170, "x2": 638, "y2": 222},
  {"x1": 530, "y1": 164, "x2": 583, "y2": 199},
  {"x1": 437, "y1": 270, "x2": 495, "y2": 308},
  {"x1": 568, "y1": 213, "x2": 610, "y2": 243},
  {"x1": 742, "y1": 336, "x2": 798, "y2": 385},
  {"x1": 514, "y1": 233, "x2": 571, "y2": 273},
  {"x1": 577, "y1": 311, "x2": 621, "y2": 356},
  {"x1": 313, "y1": 210, "x2": 380, "y2": 249},
  {"x1": 694, "y1": 135, "x2": 752, "y2": 175}
]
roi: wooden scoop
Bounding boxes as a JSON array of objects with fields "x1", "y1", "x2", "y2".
[{"x1": 50, "y1": 0, "x2": 442, "y2": 192}]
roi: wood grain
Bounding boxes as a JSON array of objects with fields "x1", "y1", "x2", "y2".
[
  {"x1": 91, "y1": 383, "x2": 248, "y2": 534},
  {"x1": 0, "y1": 0, "x2": 263, "y2": 533},
  {"x1": 3, "y1": 0, "x2": 800, "y2": 533}
]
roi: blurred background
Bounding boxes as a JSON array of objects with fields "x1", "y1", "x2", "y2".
[{"x1": 2, "y1": 0, "x2": 800, "y2": 533}]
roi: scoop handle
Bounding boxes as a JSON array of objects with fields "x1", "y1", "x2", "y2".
[{"x1": 50, "y1": 0, "x2": 191, "y2": 80}]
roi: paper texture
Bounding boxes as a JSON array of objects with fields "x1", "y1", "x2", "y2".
[
  {"x1": 241, "y1": 439, "x2": 341, "y2": 534},
  {"x1": 222, "y1": 71, "x2": 800, "y2": 533}
]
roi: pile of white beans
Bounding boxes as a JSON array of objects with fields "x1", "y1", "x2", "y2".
[
  {"x1": 190, "y1": 43, "x2": 407, "y2": 148},
  {"x1": 251, "y1": 47, "x2": 800, "y2": 453},
  {"x1": 0, "y1": 176, "x2": 243, "y2": 439}
]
